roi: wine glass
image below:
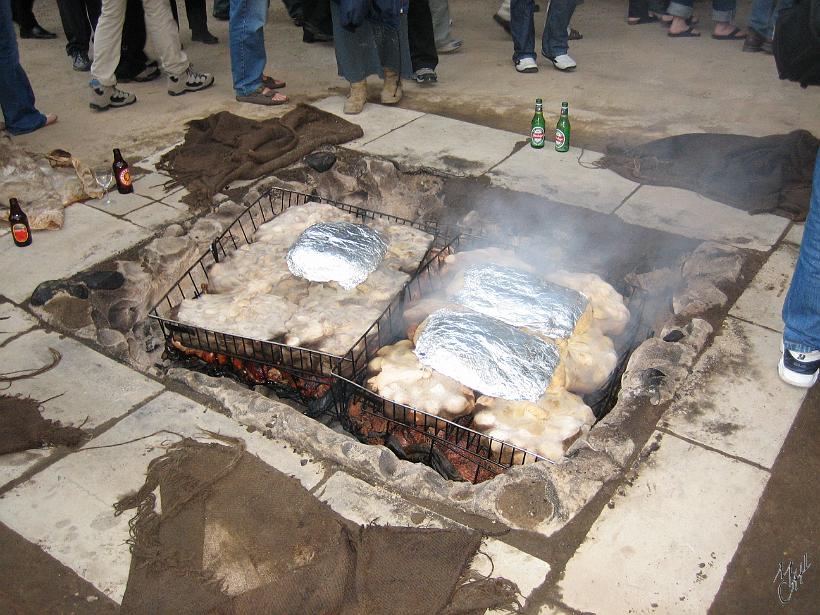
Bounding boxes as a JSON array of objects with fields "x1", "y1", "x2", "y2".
[{"x1": 93, "y1": 167, "x2": 114, "y2": 205}]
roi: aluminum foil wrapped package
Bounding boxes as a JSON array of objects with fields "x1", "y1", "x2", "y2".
[
  {"x1": 453, "y1": 264, "x2": 590, "y2": 339},
  {"x1": 286, "y1": 221, "x2": 387, "y2": 290},
  {"x1": 414, "y1": 309, "x2": 561, "y2": 402}
]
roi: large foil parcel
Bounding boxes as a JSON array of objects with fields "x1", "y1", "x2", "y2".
[
  {"x1": 453, "y1": 264, "x2": 588, "y2": 339},
  {"x1": 286, "y1": 221, "x2": 387, "y2": 289},
  {"x1": 413, "y1": 309, "x2": 560, "y2": 401}
]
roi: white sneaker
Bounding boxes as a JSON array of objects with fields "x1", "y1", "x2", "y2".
[
  {"x1": 778, "y1": 347, "x2": 820, "y2": 388},
  {"x1": 515, "y1": 57, "x2": 538, "y2": 73},
  {"x1": 547, "y1": 54, "x2": 577, "y2": 71}
]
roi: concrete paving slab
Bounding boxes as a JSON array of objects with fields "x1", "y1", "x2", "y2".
[
  {"x1": 487, "y1": 147, "x2": 638, "y2": 214},
  {"x1": 729, "y1": 244, "x2": 798, "y2": 332},
  {"x1": 131, "y1": 174, "x2": 182, "y2": 201},
  {"x1": 0, "y1": 302, "x2": 38, "y2": 344},
  {"x1": 0, "y1": 450, "x2": 50, "y2": 489},
  {"x1": 124, "y1": 202, "x2": 187, "y2": 230},
  {"x1": 312, "y1": 95, "x2": 424, "y2": 148},
  {"x1": 0, "y1": 329, "x2": 163, "y2": 430},
  {"x1": 359, "y1": 114, "x2": 522, "y2": 177},
  {"x1": 662, "y1": 318, "x2": 808, "y2": 469},
  {"x1": 0, "y1": 205, "x2": 152, "y2": 303},
  {"x1": 784, "y1": 223, "x2": 804, "y2": 246},
  {"x1": 559, "y1": 432, "x2": 769, "y2": 614},
  {"x1": 0, "y1": 391, "x2": 325, "y2": 603},
  {"x1": 158, "y1": 187, "x2": 192, "y2": 211},
  {"x1": 475, "y1": 538, "x2": 550, "y2": 609},
  {"x1": 617, "y1": 185, "x2": 789, "y2": 252},
  {"x1": 84, "y1": 191, "x2": 153, "y2": 216}
]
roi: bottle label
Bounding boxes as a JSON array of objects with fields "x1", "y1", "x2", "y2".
[
  {"x1": 531, "y1": 127, "x2": 545, "y2": 146},
  {"x1": 555, "y1": 129, "x2": 567, "y2": 150},
  {"x1": 118, "y1": 168, "x2": 132, "y2": 187},
  {"x1": 12, "y1": 223, "x2": 29, "y2": 244}
]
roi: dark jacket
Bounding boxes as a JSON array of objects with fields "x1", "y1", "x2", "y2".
[{"x1": 331, "y1": 0, "x2": 408, "y2": 31}]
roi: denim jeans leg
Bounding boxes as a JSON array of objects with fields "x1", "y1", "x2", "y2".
[
  {"x1": 711, "y1": 0, "x2": 735, "y2": 22},
  {"x1": 230, "y1": 0, "x2": 267, "y2": 95},
  {"x1": 510, "y1": 0, "x2": 535, "y2": 63},
  {"x1": 666, "y1": 0, "x2": 693, "y2": 18},
  {"x1": 0, "y1": 0, "x2": 46, "y2": 135},
  {"x1": 746, "y1": 0, "x2": 774, "y2": 35},
  {"x1": 542, "y1": 0, "x2": 577, "y2": 58},
  {"x1": 782, "y1": 147, "x2": 820, "y2": 353}
]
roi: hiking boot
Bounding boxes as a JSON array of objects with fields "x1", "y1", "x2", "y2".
[
  {"x1": 344, "y1": 80, "x2": 367, "y2": 114},
  {"x1": 72, "y1": 51, "x2": 91, "y2": 72},
  {"x1": 381, "y1": 68, "x2": 402, "y2": 104},
  {"x1": 414, "y1": 67, "x2": 438, "y2": 85},
  {"x1": 779, "y1": 347, "x2": 820, "y2": 388},
  {"x1": 436, "y1": 38, "x2": 463, "y2": 54},
  {"x1": 168, "y1": 66, "x2": 215, "y2": 96},
  {"x1": 89, "y1": 80, "x2": 137, "y2": 111},
  {"x1": 515, "y1": 57, "x2": 538, "y2": 73}
]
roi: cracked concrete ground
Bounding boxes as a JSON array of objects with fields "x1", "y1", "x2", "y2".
[{"x1": 1, "y1": 0, "x2": 819, "y2": 613}]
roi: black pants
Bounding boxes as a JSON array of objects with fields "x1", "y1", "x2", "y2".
[
  {"x1": 213, "y1": 0, "x2": 229, "y2": 17},
  {"x1": 407, "y1": 0, "x2": 437, "y2": 72},
  {"x1": 116, "y1": 0, "x2": 150, "y2": 80},
  {"x1": 282, "y1": 0, "x2": 303, "y2": 20},
  {"x1": 56, "y1": 0, "x2": 100, "y2": 55},
  {"x1": 169, "y1": 0, "x2": 208, "y2": 34},
  {"x1": 301, "y1": 0, "x2": 332, "y2": 36},
  {"x1": 11, "y1": 0, "x2": 36, "y2": 29}
]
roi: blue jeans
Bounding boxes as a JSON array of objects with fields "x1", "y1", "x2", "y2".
[
  {"x1": 511, "y1": 0, "x2": 577, "y2": 63},
  {"x1": 747, "y1": 0, "x2": 792, "y2": 38},
  {"x1": 0, "y1": 0, "x2": 46, "y2": 135},
  {"x1": 229, "y1": 0, "x2": 268, "y2": 96},
  {"x1": 783, "y1": 147, "x2": 820, "y2": 353},
  {"x1": 667, "y1": 0, "x2": 735, "y2": 22}
]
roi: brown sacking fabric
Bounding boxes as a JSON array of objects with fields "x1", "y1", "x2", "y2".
[
  {"x1": 597, "y1": 130, "x2": 819, "y2": 220},
  {"x1": 157, "y1": 105, "x2": 364, "y2": 206},
  {"x1": 0, "y1": 395, "x2": 85, "y2": 455},
  {"x1": 117, "y1": 438, "x2": 520, "y2": 615}
]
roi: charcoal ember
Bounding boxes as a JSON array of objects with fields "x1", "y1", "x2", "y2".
[
  {"x1": 414, "y1": 309, "x2": 561, "y2": 402},
  {"x1": 286, "y1": 221, "x2": 387, "y2": 289},
  {"x1": 304, "y1": 151, "x2": 337, "y2": 172}
]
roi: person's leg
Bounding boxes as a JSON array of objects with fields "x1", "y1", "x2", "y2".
[
  {"x1": 429, "y1": 0, "x2": 459, "y2": 51},
  {"x1": 116, "y1": 0, "x2": 152, "y2": 80},
  {"x1": 510, "y1": 0, "x2": 536, "y2": 66},
  {"x1": 781, "y1": 147, "x2": 820, "y2": 386},
  {"x1": 280, "y1": 0, "x2": 301, "y2": 21},
  {"x1": 746, "y1": 0, "x2": 774, "y2": 36},
  {"x1": 11, "y1": 0, "x2": 35, "y2": 29},
  {"x1": 213, "y1": 0, "x2": 229, "y2": 19},
  {"x1": 90, "y1": 0, "x2": 128, "y2": 86},
  {"x1": 408, "y1": 0, "x2": 438, "y2": 77},
  {"x1": 229, "y1": 0, "x2": 267, "y2": 96},
  {"x1": 0, "y1": 0, "x2": 47, "y2": 134},
  {"x1": 301, "y1": 0, "x2": 332, "y2": 41},
  {"x1": 711, "y1": 0, "x2": 742, "y2": 36},
  {"x1": 628, "y1": 0, "x2": 650, "y2": 20},
  {"x1": 57, "y1": 0, "x2": 92, "y2": 56},
  {"x1": 142, "y1": 0, "x2": 190, "y2": 77},
  {"x1": 542, "y1": 0, "x2": 577, "y2": 60}
]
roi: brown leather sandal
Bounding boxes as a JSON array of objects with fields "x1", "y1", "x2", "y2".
[{"x1": 235, "y1": 86, "x2": 289, "y2": 106}]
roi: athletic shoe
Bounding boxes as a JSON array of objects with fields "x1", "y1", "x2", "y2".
[
  {"x1": 89, "y1": 80, "x2": 137, "y2": 111},
  {"x1": 414, "y1": 67, "x2": 438, "y2": 85},
  {"x1": 778, "y1": 347, "x2": 820, "y2": 388},
  {"x1": 72, "y1": 51, "x2": 91, "y2": 72},
  {"x1": 168, "y1": 66, "x2": 214, "y2": 96},
  {"x1": 515, "y1": 57, "x2": 538, "y2": 73},
  {"x1": 437, "y1": 38, "x2": 463, "y2": 54},
  {"x1": 545, "y1": 53, "x2": 577, "y2": 71}
]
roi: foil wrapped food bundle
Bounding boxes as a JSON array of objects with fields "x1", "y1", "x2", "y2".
[
  {"x1": 453, "y1": 263, "x2": 589, "y2": 340},
  {"x1": 287, "y1": 221, "x2": 387, "y2": 289},
  {"x1": 414, "y1": 309, "x2": 561, "y2": 402}
]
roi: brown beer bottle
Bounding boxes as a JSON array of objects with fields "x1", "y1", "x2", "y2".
[
  {"x1": 112, "y1": 148, "x2": 134, "y2": 194},
  {"x1": 9, "y1": 198, "x2": 32, "y2": 247}
]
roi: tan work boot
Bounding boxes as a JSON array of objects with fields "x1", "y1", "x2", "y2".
[
  {"x1": 344, "y1": 80, "x2": 367, "y2": 114},
  {"x1": 380, "y1": 68, "x2": 402, "y2": 104}
]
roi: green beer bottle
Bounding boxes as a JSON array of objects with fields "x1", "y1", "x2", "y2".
[
  {"x1": 555, "y1": 102, "x2": 570, "y2": 153},
  {"x1": 530, "y1": 98, "x2": 546, "y2": 149}
]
